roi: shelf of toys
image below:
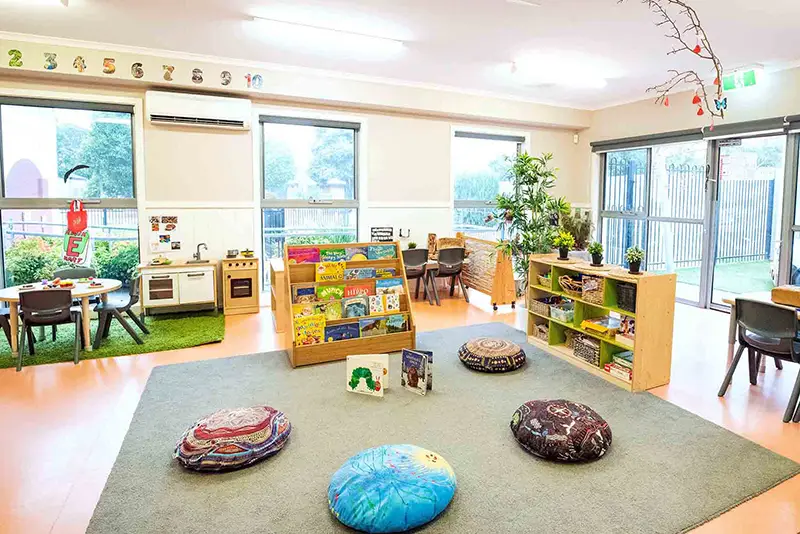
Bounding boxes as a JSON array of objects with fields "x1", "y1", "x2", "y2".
[{"x1": 284, "y1": 241, "x2": 416, "y2": 367}]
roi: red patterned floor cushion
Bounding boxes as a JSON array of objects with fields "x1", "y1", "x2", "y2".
[
  {"x1": 510, "y1": 399, "x2": 612, "y2": 462},
  {"x1": 457, "y1": 338, "x2": 526, "y2": 373},
  {"x1": 175, "y1": 405, "x2": 291, "y2": 471}
]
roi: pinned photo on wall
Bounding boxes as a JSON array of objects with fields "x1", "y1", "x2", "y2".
[
  {"x1": 73, "y1": 56, "x2": 86, "y2": 72},
  {"x1": 131, "y1": 62, "x2": 144, "y2": 79},
  {"x1": 43, "y1": 53, "x2": 57, "y2": 70},
  {"x1": 149, "y1": 214, "x2": 181, "y2": 253},
  {"x1": 220, "y1": 70, "x2": 232, "y2": 86},
  {"x1": 163, "y1": 65, "x2": 174, "y2": 81},
  {"x1": 8, "y1": 49, "x2": 22, "y2": 68},
  {"x1": 103, "y1": 58, "x2": 116, "y2": 74},
  {"x1": 159, "y1": 234, "x2": 171, "y2": 245},
  {"x1": 171, "y1": 242, "x2": 181, "y2": 250},
  {"x1": 151, "y1": 223, "x2": 159, "y2": 232},
  {"x1": 192, "y1": 68, "x2": 203, "y2": 84},
  {"x1": 149, "y1": 216, "x2": 160, "y2": 224}
]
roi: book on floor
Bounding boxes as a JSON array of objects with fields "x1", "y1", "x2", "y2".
[
  {"x1": 325, "y1": 322, "x2": 360, "y2": 342},
  {"x1": 346, "y1": 354, "x2": 388, "y2": 397},
  {"x1": 414, "y1": 349, "x2": 433, "y2": 390},
  {"x1": 401, "y1": 349, "x2": 428, "y2": 396}
]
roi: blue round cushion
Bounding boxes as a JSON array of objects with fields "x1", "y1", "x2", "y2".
[{"x1": 328, "y1": 444, "x2": 457, "y2": 533}]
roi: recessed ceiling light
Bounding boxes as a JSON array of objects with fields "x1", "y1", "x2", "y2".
[
  {"x1": 506, "y1": 51, "x2": 623, "y2": 89},
  {"x1": 507, "y1": 0, "x2": 541, "y2": 7}
]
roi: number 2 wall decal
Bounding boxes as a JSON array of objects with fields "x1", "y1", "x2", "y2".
[{"x1": 8, "y1": 49, "x2": 22, "y2": 68}]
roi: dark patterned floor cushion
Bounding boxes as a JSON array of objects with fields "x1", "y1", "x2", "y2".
[
  {"x1": 458, "y1": 337, "x2": 526, "y2": 372},
  {"x1": 328, "y1": 444, "x2": 457, "y2": 533},
  {"x1": 175, "y1": 405, "x2": 291, "y2": 471},
  {"x1": 510, "y1": 399, "x2": 612, "y2": 462}
]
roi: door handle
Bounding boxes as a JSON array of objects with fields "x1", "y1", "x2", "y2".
[
  {"x1": 187, "y1": 273, "x2": 205, "y2": 277},
  {"x1": 151, "y1": 275, "x2": 170, "y2": 280}
]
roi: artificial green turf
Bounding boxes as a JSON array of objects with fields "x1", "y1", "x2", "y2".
[
  {"x1": 0, "y1": 311, "x2": 225, "y2": 369},
  {"x1": 675, "y1": 260, "x2": 775, "y2": 295}
]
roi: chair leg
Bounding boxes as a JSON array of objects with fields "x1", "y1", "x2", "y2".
[
  {"x1": 114, "y1": 310, "x2": 143, "y2": 345},
  {"x1": 775, "y1": 358, "x2": 784, "y2": 370},
  {"x1": 51, "y1": 325, "x2": 57, "y2": 342},
  {"x1": 103, "y1": 313, "x2": 113, "y2": 339},
  {"x1": 782, "y1": 368, "x2": 800, "y2": 423},
  {"x1": 458, "y1": 274, "x2": 469, "y2": 303},
  {"x1": 126, "y1": 309, "x2": 150, "y2": 334},
  {"x1": 718, "y1": 343, "x2": 746, "y2": 397},
  {"x1": 74, "y1": 316, "x2": 81, "y2": 365},
  {"x1": 747, "y1": 347, "x2": 758, "y2": 385},
  {"x1": 26, "y1": 326, "x2": 35, "y2": 356},
  {"x1": 93, "y1": 313, "x2": 108, "y2": 350},
  {"x1": 415, "y1": 278, "x2": 421, "y2": 300},
  {"x1": 17, "y1": 319, "x2": 26, "y2": 372}
]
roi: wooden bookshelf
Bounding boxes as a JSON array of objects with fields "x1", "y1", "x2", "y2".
[
  {"x1": 284, "y1": 241, "x2": 416, "y2": 368},
  {"x1": 527, "y1": 254, "x2": 676, "y2": 392}
]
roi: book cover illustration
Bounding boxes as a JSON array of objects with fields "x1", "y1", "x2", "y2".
[
  {"x1": 374, "y1": 267, "x2": 396, "y2": 278},
  {"x1": 401, "y1": 349, "x2": 428, "y2": 396},
  {"x1": 343, "y1": 296, "x2": 369, "y2": 318},
  {"x1": 287, "y1": 247, "x2": 320, "y2": 264},
  {"x1": 324, "y1": 301, "x2": 343, "y2": 320},
  {"x1": 344, "y1": 267, "x2": 376, "y2": 280},
  {"x1": 415, "y1": 350, "x2": 434, "y2": 390},
  {"x1": 345, "y1": 283, "x2": 373, "y2": 298},
  {"x1": 292, "y1": 283, "x2": 317, "y2": 304},
  {"x1": 386, "y1": 314, "x2": 408, "y2": 333},
  {"x1": 376, "y1": 278, "x2": 405, "y2": 295},
  {"x1": 325, "y1": 322, "x2": 360, "y2": 342},
  {"x1": 384, "y1": 293, "x2": 401, "y2": 312},
  {"x1": 294, "y1": 314, "x2": 325, "y2": 346},
  {"x1": 346, "y1": 354, "x2": 388, "y2": 397},
  {"x1": 359, "y1": 317, "x2": 388, "y2": 337},
  {"x1": 316, "y1": 285, "x2": 345, "y2": 301},
  {"x1": 367, "y1": 245, "x2": 397, "y2": 260},
  {"x1": 320, "y1": 248, "x2": 346, "y2": 262},
  {"x1": 345, "y1": 247, "x2": 368, "y2": 261},
  {"x1": 369, "y1": 295, "x2": 385, "y2": 315},
  {"x1": 292, "y1": 302, "x2": 326, "y2": 318},
  {"x1": 316, "y1": 261, "x2": 346, "y2": 282}
]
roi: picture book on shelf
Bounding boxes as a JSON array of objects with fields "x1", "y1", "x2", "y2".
[
  {"x1": 367, "y1": 245, "x2": 396, "y2": 260},
  {"x1": 386, "y1": 314, "x2": 408, "y2": 333},
  {"x1": 343, "y1": 296, "x2": 369, "y2": 318},
  {"x1": 345, "y1": 283, "x2": 373, "y2": 298},
  {"x1": 612, "y1": 350, "x2": 633, "y2": 369},
  {"x1": 345, "y1": 247, "x2": 368, "y2": 261},
  {"x1": 376, "y1": 278, "x2": 404, "y2": 295},
  {"x1": 316, "y1": 261, "x2": 346, "y2": 282},
  {"x1": 316, "y1": 285, "x2": 345, "y2": 301},
  {"x1": 324, "y1": 301, "x2": 343, "y2": 321},
  {"x1": 615, "y1": 316, "x2": 635, "y2": 347},
  {"x1": 294, "y1": 314, "x2": 325, "y2": 346},
  {"x1": 320, "y1": 248, "x2": 346, "y2": 262},
  {"x1": 292, "y1": 302, "x2": 326, "y2": 318},
  {"x1": 325, "y1": 322, "x2": 360, "y2": 342},
  {"x1": 346, "y1": 354, "x2": 388, "y2": 397},
  {"x1": 344, "y1": 268, "x2": 376, "y2": 280},
  {"x1": 287, "y1": 247, "x2": 320, "y2": 264},
  {"x1": 374, "y1": 267, "x2": 396, "y2": 278},
  {"x1": 401, "y1": 349, "x2": 428, "y2": 396},
  {"x1": 604, "y1": 362, "x2": 632, "y2": 382},
  {"x1": 359, "y1": 317, "x2": 388, "y2": 337},
  {"x1": 369, "y1": 295, "x2": 385, "y2": 315},
  {"x1": 292, "y1": 283, "x2": 317, "y2": 304},
  {"x1": 384, "y1": 293, "x2": 401, "y2": 312}
]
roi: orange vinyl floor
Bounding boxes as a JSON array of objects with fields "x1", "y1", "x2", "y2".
[{"x1": 1, "y1": 290, "x2": 799, "y2": 534}]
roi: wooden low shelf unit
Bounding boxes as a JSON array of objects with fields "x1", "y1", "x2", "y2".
[
  {"x1": 284, "y1": 241, "x2": 417, "y2": 368},
  {"x1": 526, "y1": 254, "x2": 676, "y2": 392}
]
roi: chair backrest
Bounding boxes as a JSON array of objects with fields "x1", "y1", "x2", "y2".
[
  {"x1": 54, "y1": 267, "x2": 96, "y2": 280},
  {"x1": 402, "y1": 248, "x2": 428, "y2": 268},
  {"x1": 19, "y1": 289, "x2": 73, "y2": 325},
  {"x1": 736, "y1": 298, "x2": 798, "y2": 342},
  {"x1": 128, "y1": 274, "x2": 141, "y2": 305},
  {"x1": 437, "y1": 247, "x2": 465, "y2": 275}
]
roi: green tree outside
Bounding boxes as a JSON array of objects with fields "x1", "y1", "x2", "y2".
[{"x1": 308, "y1": 128, "x2": 355, "y2": 198}]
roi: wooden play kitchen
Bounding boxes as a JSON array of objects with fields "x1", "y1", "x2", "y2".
[
  {"x1": 221, "y1": 256, "x2": 260, "y2": 315},
  {"x1": 139, "y1": 261, "x2": 218, "y2": 315},
  {"x1": 284, "y1": 241, "x2": 416, "y2": 368},
  {"x1": 526, "y1": 253, "x2": 676, "y2": 392}
]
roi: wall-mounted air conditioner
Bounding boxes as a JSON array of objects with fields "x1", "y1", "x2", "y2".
[{"x1": 145, "y1": 91, "x2": 252, "y2": 130}]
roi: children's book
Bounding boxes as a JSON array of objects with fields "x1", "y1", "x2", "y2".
[
  {"x1": 316, "y1": 285, "x2": 345, "y2": 301},
  {"x1": 615, "y1": 317, "x2": 635, "y2": 347},
  {"x1": 324, "y1": 301, "x2": 343, "y2": 321},
  {"x1": 345, "y1": 247, "x2": 368, "y2": 261},
  {"x1": 415, "y1": 350, "x2": 434, "y2": 390},
  {"x1": 287, "y1": 247, "x2": 320, "y2": 264},
  {"x1": 612, "y1": 350, "x2": 634, "y2": 369},
  {"x1": 386, "y1": 314, "x2": 408, "y2": 333},
  {"x1": 343, "y1": 296, "x2": 369, "y2": 318},
  {"x1": 292, "y1": 302, "x2": 324, "y2": 318},
  {"x1": 292, "y1": 283, "x2": 317, "y2": 304},
  {"x1": 345, "y1": 283, "x2": 373, "y2": 298},
  {"x1": 369, "y1": 295, "x2": 385, "y2": 315},
  {"x1": 346, "y1": 354, "x2": 388, "y2": 397},
  {"x1": 320, "y1": 248, "x2": 346, "y2": 262},
  {"x1": 376, "y1": 278, "x2": 404, "y2": 295},
  {"x1": 401, "y1": 349, "x2": 428, "y2": 396},
  {"x1": 374, "y1": 267, "x2": 396, "y2": 278},
  {"x1": 344, "y1": 267, "x2": 376, "y2": 280},
  {"x1": 367, "y1": 244, "x2": 397, "y2": 260},
  {"x1": 316, "y1": 261, "x2": 346, "y2": 282},
  {"x1": 294, "y1": 314, "x2": 325, "y2": 346},
  {"x1": 359, "y1": 317, "x2": 388, "y2": 337},
  {"x1": 324, "y1": 322, "x2": 360, "y2": 342},
  {"x1": 384, "y1": 293, "x2": 400, "y2": 312}
]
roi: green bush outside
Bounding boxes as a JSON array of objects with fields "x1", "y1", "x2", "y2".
[{"x1": 93, "y1": 241, "x2": 140, "y2": 285}]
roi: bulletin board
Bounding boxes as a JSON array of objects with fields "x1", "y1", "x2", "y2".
[{"x1": 148, "y1": 214, "x2": 182, "y2": 253}]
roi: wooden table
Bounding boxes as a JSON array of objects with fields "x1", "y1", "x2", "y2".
[
  {"x1": 0, "y1": 279, "x2": 123, "y2": 357},
  {"x1": 722, "y1": 292, "x2": 794, "y2": 371}
]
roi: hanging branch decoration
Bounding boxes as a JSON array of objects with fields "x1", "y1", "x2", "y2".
[{"x1": 620, "y1": 0, "x2": 725, "y2": 120}]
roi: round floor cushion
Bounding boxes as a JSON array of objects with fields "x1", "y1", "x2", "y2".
[
  {"x1": 175, "y1": 405, "x2": 291, "y2": 471},
  {"x1": 458, "y1": 337, "x2": 526, "y2": 372},
  {"x1": 510, "y1": 399, "x2": 612, "y2": 462},
  {"x1": 328, "y1": 444, "x2": 457, "y2": 533}
]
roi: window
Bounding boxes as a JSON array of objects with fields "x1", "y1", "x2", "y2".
[
  {"x1": 452, "y1": 131, "x2": 524, "y2": 238},
  {"x1": 0, "y1": 98, "x2": 139, "y2": 287},
  {"x1": 261, "y1": 116, "x2": 360, "y2": 287}
]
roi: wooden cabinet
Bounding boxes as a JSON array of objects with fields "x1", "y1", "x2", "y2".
[
  {"x1": 139, "y1": 262, "x2": 218, "y2": 315},
  {"x1": 143, "y1": 273, "x2": 179, "y2": 306},
  {"x1": 179, "y1": 271, "x2": 215, "y2": 304}
]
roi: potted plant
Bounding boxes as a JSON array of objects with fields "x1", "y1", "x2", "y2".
[
  {"x1": 559, "y1": 209, "x2": 594, "y2": 250},
  {"x1": 625, "y1": 246, "x2": 645, "y2": 274},
  {"x1": 552, "y1": 231, "x2": 575, "y2": 260},
  {"x1": 407, "y1": 242, "x2": 417, "y2": 249},
  {"x1": 588, "y1": 241, "x2": 604, "y2": 266}
]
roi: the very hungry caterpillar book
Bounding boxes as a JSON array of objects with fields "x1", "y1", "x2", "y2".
[{"x1": 346, "y1": 354, "x2": 388, "y2": 397}]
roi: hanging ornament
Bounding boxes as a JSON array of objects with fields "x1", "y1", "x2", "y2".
[
  {"x1": 692, "y1": 92, "x2": 701, "y2": 105},
  {"x1": 713, "y1": 76, "x2": 720, "y2": 86},
  {"x1": 696, "y1": 106, "x2": 704, "y2": 116},
  {"x1": 714, "y1": 97, "x2": 727, "y2": 111},
  {"x1": 709, "y1": 118, "x2": 715, "y2": 132},
  {"x1": 692, "y1": 44, "x2": 702, "y2": 54},
  {"x1": 63, "y1": 200, "x2": 91, "y2": 265},
  {"x1": 663, "y1": 96, "x2": 670, "y2": 107}
]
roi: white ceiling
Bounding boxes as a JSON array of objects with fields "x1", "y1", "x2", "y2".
[{"x1": 1, "y1": 0, "x2": 799, "y2": 109}]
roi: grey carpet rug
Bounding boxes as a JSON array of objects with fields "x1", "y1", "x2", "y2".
[{"x1": 88, "y1": 323, "x2": 800, "y2": 534}]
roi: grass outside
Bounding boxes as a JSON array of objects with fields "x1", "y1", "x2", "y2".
[
  {"x1": 0, "y1": 311, "x2": 225, "y2": 369},
  {"x1": 674, "y1": 260, "x2": 775, "y2": 295}
]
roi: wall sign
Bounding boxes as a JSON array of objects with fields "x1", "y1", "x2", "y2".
[
  {"x1": 192, "y1": 68, "x2": 203, "y2": 84},
  {"x1": 370, "y1": 227, "x2": 394, "y2": 243},
  {"x1": 102, "y1": 57, "x2": 116, "y2": 74},
  {"x1": 220, "y1": 70, "x2": 232, "y2": 86},
  {"x1": 43, "y1": 52, "x2": 57, "y2": 70},
  {"x1": 162, "y1": 64, "x2": 174, "y2": 81},
  {"x1": 8, "y1": 49, "x2": 22, "y2": 67},
  {"x1": 131, "y1": 62, "x2": 144, "y2": 79},
  {"x1": 73, "y1": 55, "x2": 86, "y2": 72}
]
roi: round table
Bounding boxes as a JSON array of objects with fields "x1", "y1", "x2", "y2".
[{"x1": 0, "y1": 279, "x2": 123, "y2": 357}]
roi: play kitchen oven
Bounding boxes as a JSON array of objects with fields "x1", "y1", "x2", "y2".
[{"x1": 221, "y1": 257, "x2": 260, "y2": 315}]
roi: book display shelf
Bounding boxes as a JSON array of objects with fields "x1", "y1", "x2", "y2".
[
  {"x1": 284, "y1": 241, "x2": 416, "y2": 368},
  {"x1": 527, "y1": 254, "x2": 676, "y2": 392}
]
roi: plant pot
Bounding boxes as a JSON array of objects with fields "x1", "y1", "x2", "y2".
[
  {"x1": 628, "y1": 260, "x2": 641, "y2": 274},
  {"x1": 558, "y1": 247, "x2": 569, "y2": 260},
  {"x1": 591, "y1": 253, "x2": 603, "y2": 266}
]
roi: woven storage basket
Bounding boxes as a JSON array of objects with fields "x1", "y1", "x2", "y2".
[
  {"x1": 529, "y1": 295, "x2": 561, "y2": 317},
  {"x1": 564, "y1": 330, "x2": 576, "y2": 349},
  {"x1": 581, "y1": 275, "x2": 604, "y2": 305},
  {"x1": 558, "y1": 275, "x2": 583, "y2": 298},
  {"x1": 535, "y1": 324, "x2": 549, "y2": 342},
  {"x1": 573, "y1": 335, "x2": 601, "y2": 366},
  {"x1": 537, "y1": 274, "x2": 552, "y2": 288},
  {"x1": 617, "y1": 282, "x2": 637, "y2": 313}
]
